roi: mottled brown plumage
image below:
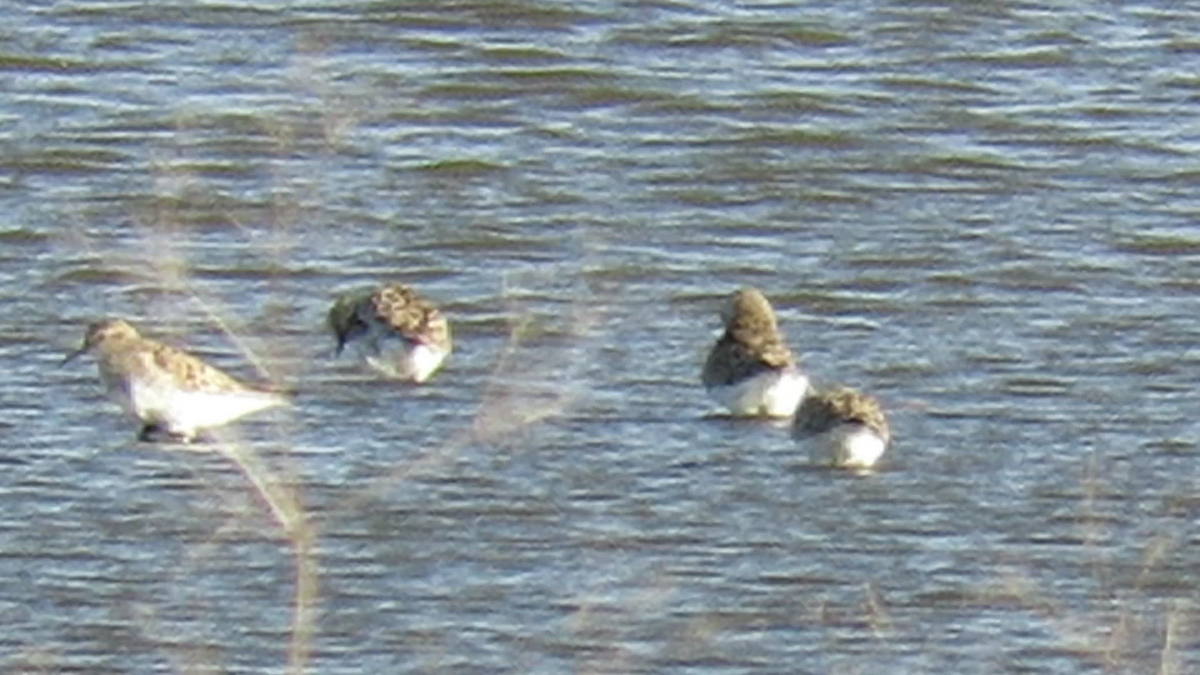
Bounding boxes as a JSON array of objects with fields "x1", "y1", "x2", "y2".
[
  {"x1": 700, "y1": 287, "x2": 808, "y2": 417},
  {"x1": 701, "y1": 287, "x2": 797, "y2": 387},
  {"x1": 69, "y1": 319, "x2": 256, "y2": 394},
  {"x1": 62, "y1": 318, "x2": 287, "y2": 441},
  {"x1": 327, "y1": 283, "x2": 452, "y2": 382},
  {"x1": 793, "y1": 386, "x2": 890, "y2": 444},
  {"x1": 369, "y1": 284, "x2": 451, "y2": 351}
]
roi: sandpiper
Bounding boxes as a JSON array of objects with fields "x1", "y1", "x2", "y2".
[
  {"x1": 792, "y1": 385, "x2": 890, "y2": 469},
  {"x1": 327, "y1": 283, "x2": 451, "y2": 383},
  {"x1": 701, "y1": 287, "x2": 809, "y2": 417},
  {"x1": 62, "y1": 318, "x2": 287, "y2": 442}
]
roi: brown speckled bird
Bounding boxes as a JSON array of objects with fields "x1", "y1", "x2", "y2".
[
  {"x1": 793, "y1": 385, "x2": 890, "y2": 469},
  {"x1": 701, "y1": 287, "x2": 809, "y2": 417},
  {"x1": 62, "y1": 318, "x2": 287, "y2": 442},
  {"x1": 328, "y1": 283, "x2": 452, "y2": 383}
]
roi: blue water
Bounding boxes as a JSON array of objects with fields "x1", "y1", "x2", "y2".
[{"x1": 1, "y1": 0, "x2": 1198, "y2": 672}]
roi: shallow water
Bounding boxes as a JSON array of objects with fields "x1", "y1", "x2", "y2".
[{"x1": 3, "y1": 0, "x2": 1200, "y2": 672}]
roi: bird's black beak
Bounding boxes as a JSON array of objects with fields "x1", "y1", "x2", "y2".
[{"x1": 60, "y1": 345, "x2": 87, "y2": 367}]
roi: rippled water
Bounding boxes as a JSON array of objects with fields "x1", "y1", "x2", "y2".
[{"x1": 3, "y1": 0, "x2": 1200, "y2": 672}]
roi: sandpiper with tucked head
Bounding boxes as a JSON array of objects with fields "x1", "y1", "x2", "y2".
[
  {"x1": 701, "y1": 287, "x2": 809, "y2": 418},
  {"x1": 792, "y1": 385, "x2": 890, "y2": 469},
  {"x1": 62, "y1": 319, "x2": 287, "y2": 442},
  {"x1": 327, "y1": 283, "x2": 451, "y2": 383}
]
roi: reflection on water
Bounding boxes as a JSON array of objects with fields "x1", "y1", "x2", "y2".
[{"x1": 2, "y1": 0, "x2": 1199, "y2": 672}]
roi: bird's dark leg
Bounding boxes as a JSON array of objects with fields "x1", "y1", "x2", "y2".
[{"x1": 138, "y1": 423, "x2": 163, "y2": 442}]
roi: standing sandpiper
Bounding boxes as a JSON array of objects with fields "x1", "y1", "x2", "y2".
[
  {"x1": 327, "y1": 283, "x2": 452, "y2": 383},
  {"x1": 792, "y1": 385, "x2": 890, "y2": 469},
  {"x1": 701, "y1": 287, "x2": 809, "y2": 418},
  {"x1": 62, "y1": 319, "x2": 288, "y2": 442}
]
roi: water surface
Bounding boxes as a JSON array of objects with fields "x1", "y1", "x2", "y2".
[{"x1": 2, "y1": 0, "x2": 1199, "y2": 672}]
